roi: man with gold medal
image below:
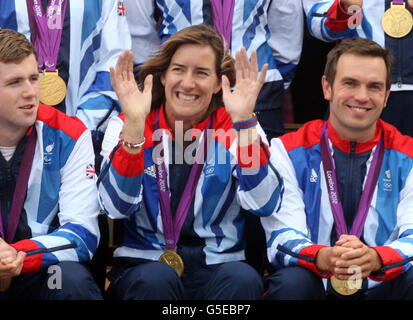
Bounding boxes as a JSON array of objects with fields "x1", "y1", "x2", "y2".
[
  {"x1": 97, "y1": 25, "x2": 283, "y2": 300},
  {"x1": 303, "y1": 0, "x2": 413, "y2": 141},
  {"x1": 263, "y1": 37, "x2": 413, "y2": 300}
]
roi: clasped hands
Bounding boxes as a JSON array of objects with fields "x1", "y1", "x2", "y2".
[
  {"x1": 0, "y1": 238, "x2": 25, "y2": 292},
  {"x1": 316, "y1": 235, "x2": 382, "y2": 281}
]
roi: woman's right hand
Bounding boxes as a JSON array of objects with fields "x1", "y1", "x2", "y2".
[{"x1": 110, "y1": 50, "x2": 153, "y2": 141}]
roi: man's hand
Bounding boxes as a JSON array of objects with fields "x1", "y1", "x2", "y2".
[
  {"x1": 315, "y1": 245, "x2": 353, "y2": 274},
  {"x1": 333, "y1": 235, "x2": 382, "y2": 280},
  {"x1": 0, "y1": 238, "x2": 25, "y2": 279}
]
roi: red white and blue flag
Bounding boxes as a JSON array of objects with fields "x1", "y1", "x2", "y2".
[
  {"x1": 117, "y1": 0, "x2": 125, "y2": 16},
  {"x1": 86, "y1": 163, "x2": 96, "y2": 179}
]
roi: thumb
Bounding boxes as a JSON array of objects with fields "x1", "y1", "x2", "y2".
[
  {"x1": 143, "y1": 74, "x2": 153, "y2": 94},
  {"x1": 221, "y1": 75, "x2": 230, "y2": 97}
]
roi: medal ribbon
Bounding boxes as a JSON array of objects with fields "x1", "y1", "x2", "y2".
[
  {"x1": 154, "y1": 112, "x2": 211, "y2": 250},
  {"x1": 26, "y1": 0, "x2": 67, "y2": 72},
  {"x1": 320, "y1": 122, "x2": 384, "y2": 238},
  {"x1": 392, "y1": 0, "x2": 404, "y2": 4},
  {"x1": 210, "y1": 0, "x2": 235, "y2": 50},
  {"x1": 0, "y1": 127, "x2": 37, "y2": 243}
]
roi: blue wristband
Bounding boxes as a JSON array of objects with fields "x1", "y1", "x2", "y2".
[{"x1": 232, "y1": 113, "x2": 258, "y2": 130}]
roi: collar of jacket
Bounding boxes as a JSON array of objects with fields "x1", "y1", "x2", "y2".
[{"x1": 327, "y1": 118, "x2": 383, "y2": 154}]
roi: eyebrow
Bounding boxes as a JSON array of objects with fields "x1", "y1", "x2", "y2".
[
  {"x1": 341, "y1": 76, "x2": 385, "y2": 87},
  {"x1": 171, "y1": 62, "x2": 212, "y2": 73}
]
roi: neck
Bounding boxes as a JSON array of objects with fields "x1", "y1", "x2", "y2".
[
  {"x1": 0, "y1": 128, "x2": 27, "y2": 147},
  {"x1": 164, "y1": 108, "x2": 209, "y2": 135},
  {"x1": 330, "y1": 120, "x2": 377, "y2": 143}
]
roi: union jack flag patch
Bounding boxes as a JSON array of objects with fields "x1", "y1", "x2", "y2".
[
  {"x1": 117, "y1": 0, "x2": 125, "y2": 16},
  {"x1": 86, "y1": 163, "x2": 96, "y2": 179}
]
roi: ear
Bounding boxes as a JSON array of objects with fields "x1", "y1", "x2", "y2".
[
  {"x1": 321, "y1": 75, "x2": 332, "y2": 101},
  {"x1": 383, "y1": 88, "x2": 391, "y2": 109}
]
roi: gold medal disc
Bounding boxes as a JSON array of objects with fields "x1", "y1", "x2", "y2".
[
  {"x1": 382, "y1": 3, "x2": 413, "y2": 38},
  {"x1": 330, "y1": 275, "x2": 361, "y2": 296},
  {"x1": 158, "y1": 248, "x2": 184, "y2": 277},
  {"x1": 39, "y1": 70, "x2": 67, "y2": 106}
]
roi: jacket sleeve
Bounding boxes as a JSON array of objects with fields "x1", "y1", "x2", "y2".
[
  {"x1": 124, "y1": 0, "x2": 160, "y2": 66},
  {"x1": 97, "y1": 115, "x2": 145, "y2": 220},
  {"x1": 261, "y1": 137, "x2": 330, "y2": 278},
  {"x1": 11, "y1": 129, "x2": 101, "y2": 273},
  {"x1": 267, "y1": 0, "x2": 304, "y2": 89},
  {"x1": 303, "y1": 0, "x2": 363, "y2": 42},
  {"x1": 75, "y1": 0, "x2": 131, "y2": 134},
  {"x1": 369, "y1": 168, "x2": 413, "y2": 281},
  {"x1": 233, "y1": 125, "x2": 283, "y2": 218}
]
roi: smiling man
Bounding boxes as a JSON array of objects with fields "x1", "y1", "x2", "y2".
[
  {"x1": 0, "y1": 29, "x2": 102, "y2": 300},
  {"x1": 263, "y1": 38, "x2": 413, "y2": 300}
]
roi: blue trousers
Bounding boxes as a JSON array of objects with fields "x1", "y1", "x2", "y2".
[
  {"x1": 0, "y1": 261, "x2": 103, "y2": 300},
  {"x1": 264, "y1": 266, "x2": 413, "y2": 300},
  {"x1": 107, "y1": 259, "x2": 263, "y2": 300}
]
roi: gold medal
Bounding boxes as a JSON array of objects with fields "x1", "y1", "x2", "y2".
[
  {"x1": 382, "y1": 2, "x2": 413, "y2": 38},
  {"x1": 330, "y1": 275, "x2": 361, "y2": 296},
  {"x1": 158, "y1": 248, "x2": 184, "y2": 277},
  {"x1": 39, "y1": 70, "x2": 67, "y2": 106}
]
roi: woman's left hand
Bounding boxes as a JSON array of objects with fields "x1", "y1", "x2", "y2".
[{"x1": 222, "y1": 47, "x2": 268, "y2": 122}]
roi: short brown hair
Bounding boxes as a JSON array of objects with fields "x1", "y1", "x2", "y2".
[
  {"x1": 0, "y1": 29, "x2": 37, "y2": 64},
  {"x1": 324, "y1": 37, "x2": 393, "y2": 90},
  {"x1": 138, "y1": 24, "x2": 235, "y2": 112}
]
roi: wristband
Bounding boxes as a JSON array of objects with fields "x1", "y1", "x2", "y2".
[
  {"x1": 119, "y1": 132, "x2": 146, "y2": 149},
  {"x1": 232, "y1": 113, "x2": 258, "y2": 130}
]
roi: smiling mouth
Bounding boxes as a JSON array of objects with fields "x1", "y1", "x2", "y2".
[
  {"x1": 19, "y1": 104, "x2": 35, "y2": 110},
  {"x1": 177, "y1": 92, "x2": 198, "y2": 102},
  {"x1": 348, "y1": 105, "x2": 371, "y2": 113}
]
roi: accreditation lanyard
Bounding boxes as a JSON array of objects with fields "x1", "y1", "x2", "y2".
[
  {"x1": 26, "y1": 0, "x2": 67, "y2": 72},
  {"x1": 0, "y1": 127, "x2": 37, "y2": 243},
  {"x1": 153, "y1": 112, "x2": 211, "y2": 250},
  {"x1": 210, "y1": 0, "x2": 235, "y2": 50},
  {"x1": 320, "y1": 122, "x2": 384, "y2": 238}
]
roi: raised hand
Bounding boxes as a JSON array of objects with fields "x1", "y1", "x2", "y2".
[
  {"x1": 222, "y1": 48, "x2": 267, "y2": 123},
  {"x1": 110, "y1": 50, "x2": 153, "y2": 142}
]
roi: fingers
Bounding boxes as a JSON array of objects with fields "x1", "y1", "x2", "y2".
[
  {"x1": 142, "y1": 74, "x2": 153, "y2": 95},
  {"x1": 221, "y1": 75, "x2": 230, "y2": 95},
  {"x1": 0, "y1": 251, "x2": 25, "y2": 278},
  {"x1": 111, "y1": 49, "x2": 135, "y2": 86}
]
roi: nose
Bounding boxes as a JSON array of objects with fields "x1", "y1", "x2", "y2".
[
  {"x1": 354, "y1": 85, "x2": 369, "y2": 103},
  {"x1": 22, "y1": 80, "x2": 38, "y2": 98},
  {"x1": 180, "y1": 72, "x2": 196, "y2": 89}
]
